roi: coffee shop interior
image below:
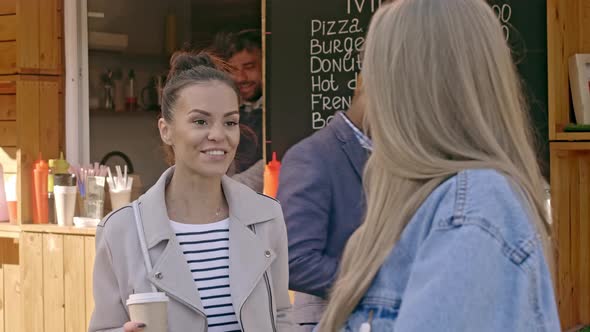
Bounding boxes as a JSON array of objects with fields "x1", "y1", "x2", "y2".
[{"x1": 0, "y1": 0, "x2": 589, "y2": 331}]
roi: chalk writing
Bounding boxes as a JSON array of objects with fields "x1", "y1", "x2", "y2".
[{"x1": 491, "y1": 3, "x2": 511, "y2": 41}]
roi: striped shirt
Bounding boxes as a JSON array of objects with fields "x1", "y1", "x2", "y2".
[{"x1": 170, "y1": 218, "x2": 241, "y2": 332}]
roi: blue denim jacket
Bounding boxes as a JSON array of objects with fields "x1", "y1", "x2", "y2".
[{"x1": 333, "y1": 169, "x2": 560, "y2": 331}]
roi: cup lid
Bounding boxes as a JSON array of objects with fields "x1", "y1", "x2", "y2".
[{"x1": 126, "y1": 292, "x2": 169, "y2": 306}]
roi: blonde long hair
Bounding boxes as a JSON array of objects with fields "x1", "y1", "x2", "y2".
[{"x1": 319, "y1": 0, "x2": 551, "y2": 330}]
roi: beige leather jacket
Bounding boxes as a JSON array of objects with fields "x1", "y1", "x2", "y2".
[{"x1": 89, "y1": 167, "x2": 293, "y2": 331}]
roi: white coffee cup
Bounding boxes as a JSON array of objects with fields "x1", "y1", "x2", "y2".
[
  {"x1": 126, "y1": 292, "x2": 169, "y2": 332},
  {"x1": 109, "y1": 188, "x2": 132, "y2": 211},
  {"x1": 54, "y1": 185, "x2": 77, "y2": 226}
]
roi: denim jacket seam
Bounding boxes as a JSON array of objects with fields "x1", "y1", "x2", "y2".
[
  {"x1": 436, "y1": 216, "x2": 550, "y2": 327},
  {"x1": 434, "y1": 216, "x2": 537, "y2": 267},
  {"x1": 452, "y1": 171, "x2": 469, "y2": 222},
  {"x1": 361, "y1": 296, "x2": 401, "y2": 308}
]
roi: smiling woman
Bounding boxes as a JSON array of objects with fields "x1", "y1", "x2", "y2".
[
  {"x1": 89, "y1": 51, "x2": 293, "y2": 332},
  {"x1": 159, "y1": 80, "x2": 240, "y2": 178}
]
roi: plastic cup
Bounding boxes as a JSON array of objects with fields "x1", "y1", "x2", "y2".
[
  {"x1": 54, "y1": 186, "x2": 77, "y2": 226},
  {"x1": 126, "y1": 292, "x2": 169, "y2": 332},
  {"x1": 109, "y1": 189, "x2": 132, "y2": 211}
]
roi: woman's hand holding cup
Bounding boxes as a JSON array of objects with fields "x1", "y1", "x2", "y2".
[{"x1": 123, "y1": 322, "x2": 146, "y2": 331}]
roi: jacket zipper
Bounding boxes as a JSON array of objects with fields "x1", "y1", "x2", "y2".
[
  {"x1": 263, "y1": 271, "x2": 278, "y2": 332},
  {"x1": 241, "y1": 224, "x2": 276, "y2": 332}
]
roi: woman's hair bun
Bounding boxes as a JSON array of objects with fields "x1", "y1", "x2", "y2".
[{"x1": 168, "y1": 51, "x2": 228, "y2": 81}]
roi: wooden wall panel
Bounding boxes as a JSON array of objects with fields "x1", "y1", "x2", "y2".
[
  {"x1": 21, "y1": 232, "x2": 43, "y2": 332},
  {"x1": 551, "y1": 148, "x2": 575, "y2": 328},
  {"x1": 0, "y1": 16, "x2": 16, "y2": 42},
  {"x1": 85, "y1": 237, "x2": 95, "y2": 328},
  {"x1": 39, "y1": 80, "x2": 60, "y2": 159},
  {"x1": 0, "y1": 80, "x2": 15, "y2": 95},
  {"x1": 64, "y1": 236, "x2": 86, "y2": 332},
  {"x1": 0, "y1": 238, "x2": 18, "y2": 265},
  {"x1": 17, "y1": 79, "x2": 40, "y2": 224},
  {"x1": 581, "y1": 0, "x2": 590, "y2": 52},
  {"x1": 16, "y1": 0, "x2": 40, "y2": 74},
  {"x1": 39, "y1": 0, "x2": 62, "y2": 74},
  {"x1": 44, "y1": 234, "x2": 65, "y2": 332},
  {"x1": 579, "y1": 154, "x2": 590, "y2": 323},
  {"x1": 4, "y1": 264, "x2": 21, "y2": 332},
  {"x1": 0, "y1": 122, "x2": 16, "y2": 147},
  {"x1": 0, "y1": 42, "x2": 16, "y2": 75},
  {"x1": 0, "y1": 0, "x2": 16, "y2": 15},
  {"x1": 0, "y1": 95, "x2": 16, "y2": 120},
  {"x1": 550, "y1": 143, "x2": 590, "y2": 330}
]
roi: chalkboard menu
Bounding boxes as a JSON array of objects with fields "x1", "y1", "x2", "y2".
[{"x1": 267, "y1": 0, "x2": 548, "y2": 175}]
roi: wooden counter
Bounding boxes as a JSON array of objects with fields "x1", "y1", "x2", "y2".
[
  {"x1": 20, "y1": 224, "x2": 96, "y2": 236},
  {"x1": 0, "y1": 223, "x2": 97, "y2": 332},
  {"x1": 20, "y1": 225, "x2": 96, "y2": 332},
  {"x1": 0, "y1": 223, "x2": 21, "y2": 239},
  {"x1": 0, "y1": 222, "x2": 97, "y2": 238}
]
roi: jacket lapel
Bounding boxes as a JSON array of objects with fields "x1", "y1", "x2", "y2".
[
  {"x1": 341, "y1": 139, "x2": 367, "y2": 180},
  {"x1": 331, "y1": 112, "x2": 369, "y2": 180},
  {"x1": 222, "y1": 176, "x2": 277, "y2": 315},
  {"x1": 148, "y1": 238, "x2": 206, "y2": 315},
  {"x1": 136, "y1": 167, "x2": 205, "y2": 315},
  {"x1": 228, "y1": 217, "x2": 275, "y2": 315}
]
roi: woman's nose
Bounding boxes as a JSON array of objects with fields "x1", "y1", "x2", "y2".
[{"x1": 207, "y1": 122, "x2": 225, "y2": 141}]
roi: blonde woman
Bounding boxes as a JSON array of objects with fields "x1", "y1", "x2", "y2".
[{"x1": 318, "y1": 0, "x2": 560, "y2": 331}]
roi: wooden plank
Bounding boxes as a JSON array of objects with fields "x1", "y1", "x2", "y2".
[
  {"x1": 39, "y1": 81, "x2": 59, "y2": 159},
  {"x1": 85, "y1": 236, "x2": 95, "y2": 329},
  {"x1": 0, "y1": 16, "x2": 16, "y2": 42},
  {"x1": 579, "y1": 153, "x2": 590, "y2": 323},
  {"x1": 552, "y1": 142, "x2": 590, "y2": 151},
  {"x1": 44, "y1": 233, "x2": 65, "y2": 332},
  {"x1": 552, "y1": 148, "x2": 574, "y2": 328},
  {"x1": 4, "y1": 264, "x2": 21, "y2": 332},
  {"x1": 21, "y1": 232, "x2": 43, "y2": 332},
  {"x1": 17, "y1": 79, "x2": 39, "y2": 224},
  {"x1": 570, "y1": 153, "x2": 580, "y2": 326},
  {"x1": 16, "y1": 0, "x2": 40, "y2": 73},
  {"x1": 0, "y1": 265, "x2": 4, "y2": 332},
  {"x1": 64, "y1": 235, "x2": 86, "y2": 332},
  {"x1": 0, "y1": 238, "x2": 19, "y2": 265},
  {"x1": 0, "y1": 0, "x2": 16, "y2": 15},
  {"x1": 0, "y1": 80, "x2": 15, "y2": 94},
  {"x1": 39, "y1": 0, "x2": 61, "y2": 74},
  {"x1": 0, "y1": 121, "x2": 16, "y2": 146},
  {"x1": 0, "y1": 42, "x2": 16, "y2": 75},
  {"x1": 20, "y1": 224, "x2": 96, "y2": 236},
  {"x1": 581, "y1": 0, "x2": 590, "y2": 52},
  {"x1": 58, "y1": 77, "x2": 64, "y2": 153},
  {"x1": 0, "y1": 95, "x2": 16, "y2": 120}
]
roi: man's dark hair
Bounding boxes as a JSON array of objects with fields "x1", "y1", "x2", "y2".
[{"x1": 212, "y1": 29, "x2": 262, "y2": 60}]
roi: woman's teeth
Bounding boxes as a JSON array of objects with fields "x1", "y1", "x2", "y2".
[{"x1": 205, "y1": 150, "x2": 225, "y2": 156}]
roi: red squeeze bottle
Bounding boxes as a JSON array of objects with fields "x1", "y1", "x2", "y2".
[
  {"x1": 263, "y1": 152, "x2": 281, "y2": 199},
  {"x1": 33, "y1": 157, "x2": 49, "y2": 224},
  {"x1": 32, "y1": 154, "x2": 42, "y2": 223}
]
